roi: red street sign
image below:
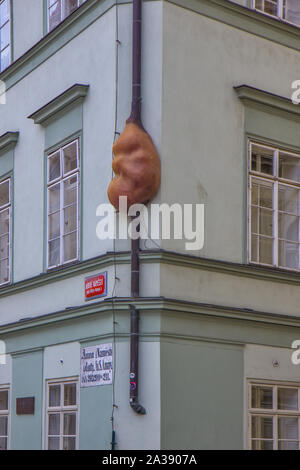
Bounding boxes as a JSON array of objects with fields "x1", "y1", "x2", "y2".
[{"x1": 85, "y1": 272, "x2": 107, "y2": 300}]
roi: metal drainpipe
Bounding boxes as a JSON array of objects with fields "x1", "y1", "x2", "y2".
[{"x1": 128, "y1": 0, "x2": 146, "y2": 415}]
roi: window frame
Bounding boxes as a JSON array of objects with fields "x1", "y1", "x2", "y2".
[
  {"x1": 0, "y1": 177, "x2": 11, "y2": 286},
  {"x1": 252, "y1": 0, "x2": 300, "y2": 28},
  {"x1": 248, "y1": 140, "x2": 300, "y2": 272},
  {"x1": 47, "y1": 0, "x2": 87, "y2": 32},
  {"x1": 46, "y1": 138, "x2": 80, "y2": 271},
  {"x1": 0, "y1": 0, "x2": 11, "y2": 73},
  {"x1": 45, "y1": 377, "x2": 79, "y2": 451},
  {"x1": 248, "y1": 380, "x2": 300, "y2": 450},
  {"x1": 0, "y1": 386, "x2": 10, "y2": 451}
]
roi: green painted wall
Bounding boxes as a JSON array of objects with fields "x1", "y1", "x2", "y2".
[
  {"x1": 10, "y1": 350, "x2": 43, "y2": 450},
  {"x1": 79, "y1": 385, "x2": 113, "y2": 450},
  {"x1": 160, "y1": 340, "x2": 244, "y2": 450}
]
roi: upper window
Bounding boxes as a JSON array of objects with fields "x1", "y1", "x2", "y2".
[
  {"x1": 0, "y1": 388, "x2": 9, "y2": 451},
  {"x1": 46, "y1": 379, "x2": 78, "y2": 450},
  {"x1": 253, "y1": 0, "x2": 300, "y2": 26},
  {"x1": 248, "y1": 381, "x2": 300, "y2": 450},
  {"x1": 47, "y1": 139, "x2": 80, "y2": 269},
  {"x1": 0, "y1": 0, "x2": 10, "y2": 72},
  {"x1": 48, "y1": 0, "x2": 87, "y2": 31},
  {"x1": 249, "y1": 142, "x2": 300, "y2": 271},
  {"x1": 0, "y1": 178, "x2": 11, "y2": 285}
]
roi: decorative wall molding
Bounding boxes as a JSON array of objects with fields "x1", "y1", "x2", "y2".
[
  {"x1": 28, "y1": 84, "x2": 89, "y2": 125},
  {"x1": 234, "y1": 84, "x2": 299, "y2": 118},
  {"x1": 0, "y1": 132, "x2": 19, "y2": 156}
]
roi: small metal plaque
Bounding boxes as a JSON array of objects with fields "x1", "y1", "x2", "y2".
[{"x1": 16, "y1": 397, "x2": 35, "y2": 415}]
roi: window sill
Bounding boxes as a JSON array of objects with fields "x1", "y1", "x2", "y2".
[{"x1": 46, "y1": 259, "x2": 81, "y2": 274}]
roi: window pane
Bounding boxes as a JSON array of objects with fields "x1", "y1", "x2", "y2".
[
  {"x1": 0, "y1": 391, "x2": 8, "y2": 410},
  {"x1": 63, "y1": 413, "x2": 76, "y2": 435},
  {"x1": 279, "y1": 153, "x2": 300, "y2": 183},
  {"x1": 48, "y1": 414, "x2": 60, "y2": 436},
  {"x1": 63, "y1": 142, "x2": 78, "y2": 175},
  {"x1": 251, "y1": 145, "x2": 274, "y2": 175},
  {"x1": 63, "y1": 436, "x2": 76, "y2": 450},
  {"x1": 63, "y1": 0, "x2": 78, "y2": 19},
  {"x1": 49, "y1": 212, "x2": 60, "y2": 240},
  {"x1": 63, "y1": 232, "x2": 77, "y2": 263},
  {"x1": 278, "y1": 417, "x2": 299, "y2": 440},
  {"x1": 0, "y1": 416, "x2": 7, "y2": 436},
  {"x1": 251, "y1": 180, "x2": 273, "y2": 209},
  {"x1": 49, "y1": 385, "x2": 61, "y2": 407},
  {"x1": 0, "y1": 180, "x2": 9, "y2": 207},
  {"x1": 64, "y1": 383, "x2": 76, "y2": 406},
  {"x1": 48, "y1": 437, "x2": 60, "y2": 450},
  {"x1": 279, "y1": 240, "x2": 299, "y2": 270},
  {"x1": 251, "y1": 206, "x2": 258, "y2": 234},
  {"x1": 48, "y1": 239, "x2": 60, "y2": 267},
  {"x1": 49, "y1": 184, "x2": 60, "y2": 214},
  {"x1": 64, "y1": 205, "x2": 77, "y2": 235},
  {"x1": 48, "y1": 152, "x2": 61, "y2": 182},
  {"x1": 49, "y1": 0, "x2": 61, "y2": 30},
  {"x1": 259, "y1": 237, "x2": 273, "y2": 265},
  {"x1": 251, "y1": 234, "x2": 259, "y2": 262},
  {"x1": 0, "y1": 21, "x2": 9, "y2": 50},
  {"x1": 252, "y1": 416, "x2": 273, "y2": 439},
  {"x1": 284, "y1": 0, "x2": 300, "y2": 25},
  {"x1": 251, "y1": 439, "x2": 273, "y2": 450},
  {"x1": 0, "y1": 258, "x2": 8, "y2": 284},
  {"x1": 252, "y1": 386, "x2": 273, "y2": 409},
  {"x1": 0, "y1": 1, "x2": 9, "y2": 27},
  {"x1": 0, "y1": 234, "x2": 8, "y2": 260},
  {"x1": 278, "y1": 440, "x2": 299, "y2": 450},
  {"x1": 278, "y1": 388, "x2": 298, "y2": 410},
  {"x1": 64, "y1": 177, "x2": 77, "y2": 206},
  {"x1": 259, "y1": 209, "x2": 273, "y2": 237},
  {"x1": 278, "y1": 213, "x2": 299, "y2": 242},
  {"x1": 0, "y1": 45, "x2": 9, "y2": 72},
  {"x1": 0, "y1": 437, "x2": 7, "y2": 450},
  {"x1": 278, "y1": 186, "x2": 298, "y2": 215},
  {"x1": 0, "y1": 209, "x2": 9, "y2": 235}
]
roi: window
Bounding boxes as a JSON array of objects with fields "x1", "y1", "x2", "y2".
[
  {"x1": 48, "y1": 0, "x2": 87, "y2": 31},
  {"x1": 248, "y1": 142, "x2": 300, "y2": 271},
  {"x1": 253, "y1": 0, "x2": 300, "y2": 26},
  {"x1": 0, "y1": 0, "x2": 10, "y2": 72},
  {"x1": 47, "y1": 139, "x2": 80, "y2": 269},
  {"x1": 46, "y1": 379, "x2": 79, "y2": 450},
  {"x1": 0, "y1": 388, "x2": 9, "y2": 451},
  {"x1": 248, "y1": 381, "x2": 300, "y2": 450},
  {"x1": 0, "y1": 178, "x2": 10, "y2": 285}
]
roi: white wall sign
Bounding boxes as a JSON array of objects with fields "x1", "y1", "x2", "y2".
[{"x1": 80, "y1": 343, "x2": 113, "y2": 387}]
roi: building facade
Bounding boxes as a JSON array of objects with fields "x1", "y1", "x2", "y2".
[{"x1": 1, "y1": 0, "x2": 300, "y2": 450}]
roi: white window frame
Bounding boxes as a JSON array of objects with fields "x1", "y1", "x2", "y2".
[
  {"x1": 252, "y1": 0, "x2": 300, "y2": 27},
  {"x1": 0, "y1": 177, "x2": 11, "y2": 286},
  {"x1": 46, "y1": 138, "x2": 80, "y2": 270},
  {"x1": 248, "y1": 140, "x2": 300, "y2": 272},
  {"x1": 47, "y1": 0, "x2": 86, "y2": 31},
  {"x1": 0, "y1": 386, "x2": 10, "y2": 451},
  {"x1": 0, "y1": 0, "x2": 11, "y2": 73},
  {"x1": 248, "y1": 380, "x2": 300, "y2": 450},
  {"x1": 46, "y1": 378, "x2": 79, "y2": 451}
]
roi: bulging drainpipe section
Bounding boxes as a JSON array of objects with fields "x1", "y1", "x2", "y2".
[{"x1": 107, "y1": 0, "x2": 161, "y2": 415}]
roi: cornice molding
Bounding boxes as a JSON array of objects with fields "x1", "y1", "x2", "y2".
[
  {"x1": 0, "y1": 132, "x2": 19, "y2": 156},
  {"x1": 234, "y1": 84, "x2": 299, "y2": 118},
  {"x1": 1, "y1": 249, "x2": 300, "y2": 300},
  {"x1": 140, "y1": 249, "x2": 300, "y2": 286},
  {"x1": 28, "y1": 84, "x2": 89, "y2": 125},
  {"x1": 1, "y1": 296, "x2": 300, "y2": 335}
]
